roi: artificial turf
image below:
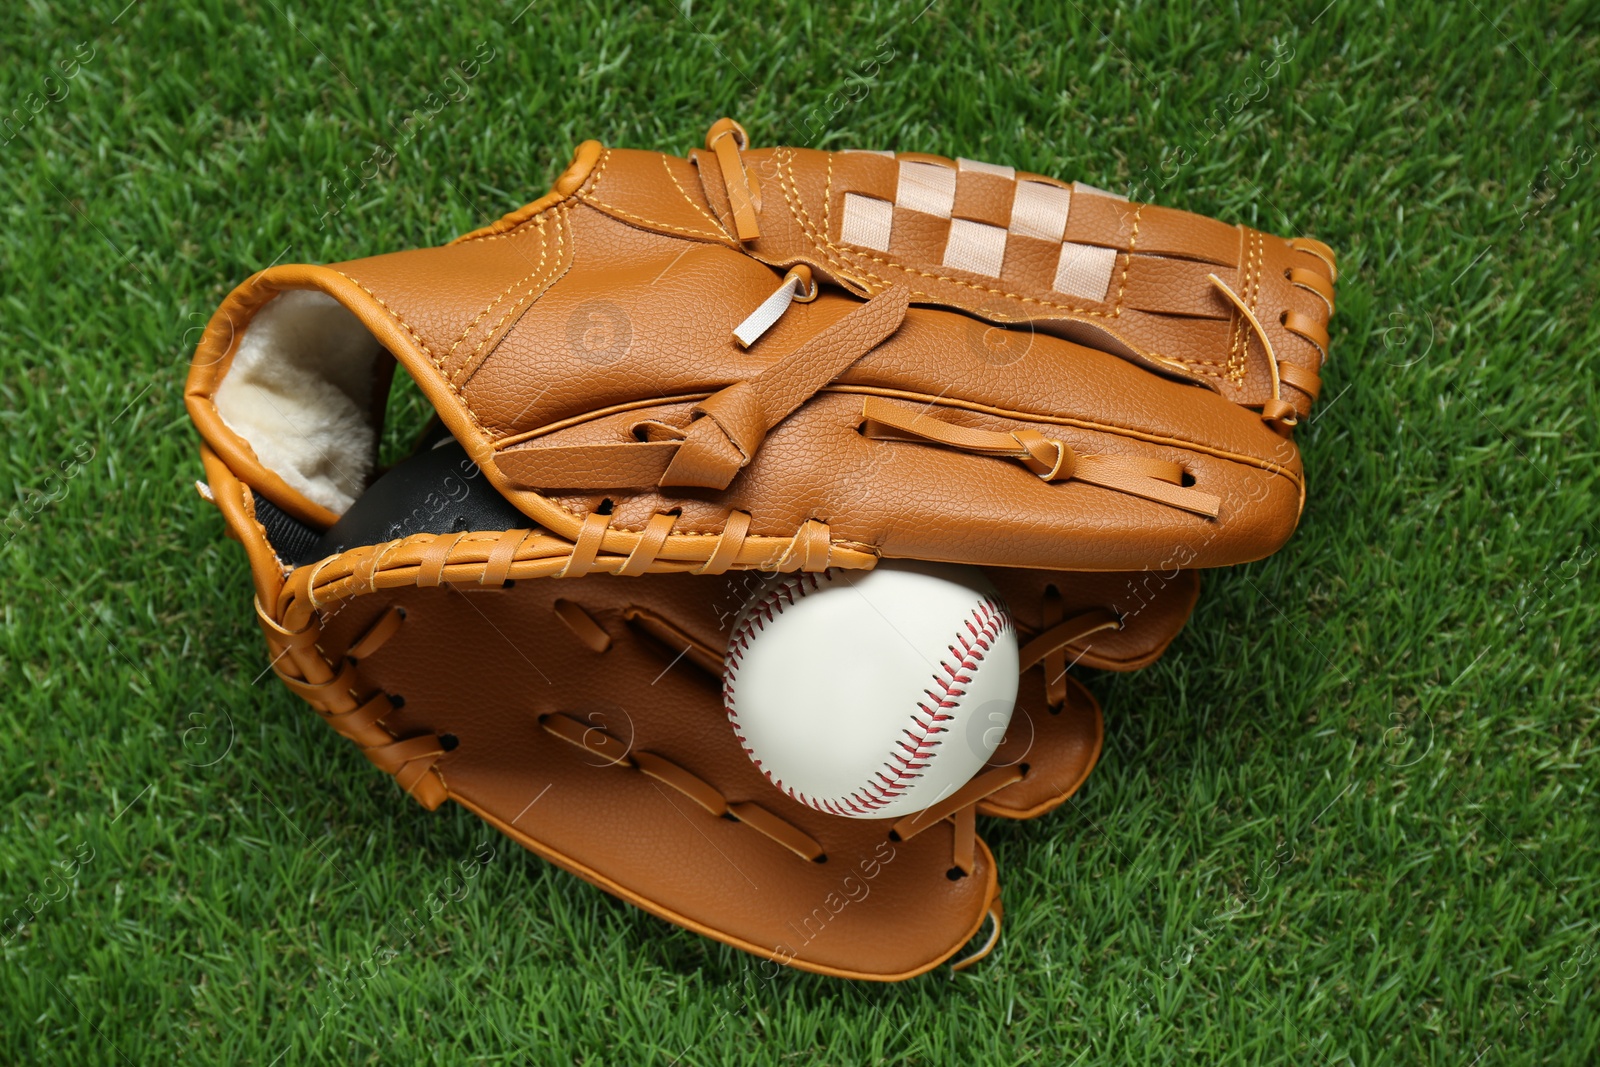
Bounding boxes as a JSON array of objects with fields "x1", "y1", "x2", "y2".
[{"x1": 2, "y1": 1, "x2": 1597, "y2": 1063}]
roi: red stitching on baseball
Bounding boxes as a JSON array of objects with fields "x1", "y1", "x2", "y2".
[{"x1": 725, "y1": 578, "x2": 1011, "y2": 816}]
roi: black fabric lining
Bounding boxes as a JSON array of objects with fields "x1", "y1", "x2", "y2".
[{"x1": 251, "y1": 494, "x2": 325, "y2": 568}]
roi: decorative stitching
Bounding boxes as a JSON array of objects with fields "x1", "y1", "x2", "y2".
[
  {"x1": 463, "y1": 212, "x2": 550, "y2": 244},
  {"x1": 460, "y1": 194, "x2": 568, "y2": 245},
  {"x1": 1224, "y1": 233, "x2": 1253, "y2": 378},
  {"x1": 1241, "y1": 229, "x2": 1264, "y2": 382},
  {"x1": 451, "y1": 204, "x2": 569, "y2": 386},
  {"x1": 823, "y1": 149, "x2": 836, "y2": 253},
  {"x1": 333, "y1": 269, "x2": 493, "y2": 440},
  {"x1": 723, "y1": 573, "x2": 1013, "y2": 816},
  {"x1": 579, "y1": 148, "x2": 736, "y2": 242},
  {"x1": 445, "y1": 212, "x2": 552, "y2": 368},
  {"x1": 660, "y1": 152, "x2": 733, "y2": 239}
]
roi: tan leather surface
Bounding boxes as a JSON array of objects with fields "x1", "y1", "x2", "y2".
[
  {"x1": 312, "y1": 580, "x2": 998, "y2": 980},
  {"x1": 288, "y1": 555, "x2": 1193, "y2": 978},
  {"x1": 577, "y1": 132, "x2": 1333, "y2": 418}
]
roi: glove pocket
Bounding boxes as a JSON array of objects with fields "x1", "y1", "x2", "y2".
[{"x1": 288, "y1": 568, "x2": 1004, "y2": 981}]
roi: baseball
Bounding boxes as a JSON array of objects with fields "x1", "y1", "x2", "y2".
[{"x1": 723, "y1": 561, "x2": 1019, "y2": 819}]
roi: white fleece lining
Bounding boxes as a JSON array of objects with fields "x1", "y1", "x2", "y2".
[{"x1": 214, "y1": 289, "x2": 384, "y2": 514}]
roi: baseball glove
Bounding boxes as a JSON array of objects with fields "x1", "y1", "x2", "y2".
[{"x1": 185, "y1": 118, "x2": 1330, "y2": 978}]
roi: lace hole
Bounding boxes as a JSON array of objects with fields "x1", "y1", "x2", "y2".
[
  {"x1": 946, "y1": 867, "x2": 967, "y2": 881},
  {"x1": 439, "y1": 733, "x2": 459, "y2": 751}
]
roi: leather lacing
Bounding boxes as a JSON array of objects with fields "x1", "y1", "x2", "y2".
[
  {"x1": 257, "y1": 598, "x2": 450, "y2": 809},
  {"x1": 535, "y1": 594, "x2": 1114, "y2": 876},
  {"x1": 706, "y1": 117, "x2": 762, "y2": 241},
  {"x1": 1210, "y1": 236, "x2": 1339, "y2": 430}
]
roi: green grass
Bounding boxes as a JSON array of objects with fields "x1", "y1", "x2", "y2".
[{"x1": 2, "y1": 1, "x2": 1597, "y2": 1063}]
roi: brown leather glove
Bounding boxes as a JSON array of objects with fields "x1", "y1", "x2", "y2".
[
  {"x1": 197, "y1": 441, "x2": 1198, "y2": 979},
  {"x1": 185, "y1": 117, "x2": 1327, "y2": 980}
]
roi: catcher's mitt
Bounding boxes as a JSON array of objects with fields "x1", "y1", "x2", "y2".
[{"x1": 196, "y1": 433, "x2": 1198, "y2": 979}]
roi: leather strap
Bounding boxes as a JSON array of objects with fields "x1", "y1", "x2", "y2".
[
  {"x1": 552, "y1": 598, "x2": 612, "y2": 652},
  {"x1": 706, "y1": 117, "x2": 761, "y2": 241},
  {"x1": 1290, "y1": 237, "x2": 1339, "y2": 282},
  {"x1": 859, "y1": 397, "x2": 1222, "y2": 519},
  {"x1": 620, "y1": 605, "x2": 725, "y2": 675},
  {"x1": 890, "y1": 765, "x2": 1025, "y2": 844},
  {"x1": 1277, "y1": 359, "x2": 1322, "y2": 400},
  {"x1": 543, "y1": 712, "x2": 825, "y2": 861},
  {"x1": 347, "y1": 605, "x2": 406, "y2": 661},
  {"x1": 495, "y1": 286, "x2": 911, "y2": 492},
  {"x1": 1018, "y1": 607, "x2": 1122, "y2": 675},
  {"x1": 1283, "y1": 309, "x2": 1330, "y2": 356},
  {"x1": 1287, "y1": 266, "x2": 1335, "y2": 309}
]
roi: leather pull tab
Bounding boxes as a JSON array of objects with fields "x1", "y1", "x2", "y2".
[{"x1": 706, "y1": 117, "x2": 761, "y2": 241}]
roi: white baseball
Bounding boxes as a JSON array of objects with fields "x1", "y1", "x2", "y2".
[{"x1": 723, "y1": 561, "x2": 1019, "y2": 819}]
